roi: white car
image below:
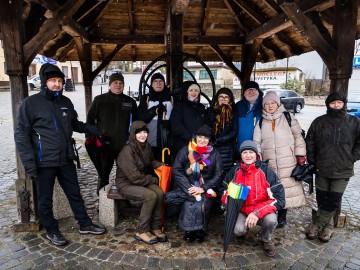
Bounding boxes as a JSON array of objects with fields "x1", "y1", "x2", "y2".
[{"x1": 27, "y1": 75, "x2": 41, "y2": 90}]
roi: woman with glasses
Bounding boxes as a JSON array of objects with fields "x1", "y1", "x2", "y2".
[
  {"x1": 172, "y1": 125, "x2": 222, "y2": 243},
  {"x1": 170, "y1": 81, "x2": 206, "y2": 155},
  {"x1": 207, "y1": 88, "x2": 238, "y2": 176}
]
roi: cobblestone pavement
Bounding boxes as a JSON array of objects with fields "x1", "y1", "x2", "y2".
[{"x1": 1, "y1": 88, "x2": 360, "y2": 269}]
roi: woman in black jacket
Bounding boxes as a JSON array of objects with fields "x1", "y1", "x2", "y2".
[
  {"x1": 170, "y1": 81, "x2": 206, "y2": 155},
  {"x1": 207, "y1": 87, "x2": 238, "y2": 176},
  {"x1": 172, "y1": 125, "x2": 223, "y2": 243}
]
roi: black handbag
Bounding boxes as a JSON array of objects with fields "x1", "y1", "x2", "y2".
[
  {"x1": 291, "y1": 163, "x2": 315, "y2": 181},
  {"x1": 164, "y1": 189, "x2": 188, "y2": 205}
]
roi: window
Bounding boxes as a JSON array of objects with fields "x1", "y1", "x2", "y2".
[
  {"x1": 199, "y1": 70, "x2": 217, "y2": 79},
  {"x1": 288, "y1": 91, "x2": 298, "y2": 97},
  {"x1": 183, "y1": 71, "x2": 196, "y2": 80}
]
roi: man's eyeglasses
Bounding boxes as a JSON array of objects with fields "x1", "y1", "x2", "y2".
[
  {"x1": 153, "y1": 79, "x2": 164, "y2": 84},
  {"x1": 218, "y1": 95, "x2": 230, "y2": 100},
  {"x1": 245, "y1": 88, "x2": 258, "y2": 93}
]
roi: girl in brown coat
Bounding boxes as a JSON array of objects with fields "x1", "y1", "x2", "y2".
[
  {"x1": 115, "y1": 120, "x2": 167, "y2": 244},
  {"x1": 253, "y1": 91, "x2": 306, "y2": 228}
]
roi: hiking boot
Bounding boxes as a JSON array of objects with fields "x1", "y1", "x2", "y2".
[
  {"x1": 195, "y1": 230, "x2": 205, "y2": 243},
  {"x1": 135, "y1": 232, "x2": 158, "y2": 244},
  {"x1": 46, "y1": 231, "x2": 68, "y2": 246},
  {"x1": 305, "y1": 223, "x2": 320, "y2": 240},
  {"x1": 79, "y1": 224, "x2": 106, "y2": 235},
  {"x1": 318, "y1": 228, "x2": 333, "y2": 242},
  {"x1": 263, "y1": 241, "x2": 275, "y2": 257},
  {"x1": 151, "y1": 229, "x2": 168, "y2": 242},
  {"x1": 183, "y1": 231, "x2": 195, "y2": 243}
]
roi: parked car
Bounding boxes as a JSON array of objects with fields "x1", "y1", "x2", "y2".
[
  {"x1": 264, "y1": 89, "x2": 305, "y2": 113},
  {"x1": 27, "y1": 75, "x2": 41, "y2": 90},
  {"x1": 347, "y1": 94, "x2": 360, "y2": 117}
]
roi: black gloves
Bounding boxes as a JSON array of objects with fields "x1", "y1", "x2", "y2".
[{"x1": 153, "y1": 103, "x2": 167, "y2": 115}]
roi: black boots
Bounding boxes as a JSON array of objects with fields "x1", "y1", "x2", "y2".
[
  {"x1": 183, "y1": 230, "x2": 204, "y2": 243},
  {"x1": 276, "y1": 209, "x2": 287, "y2": 228}
]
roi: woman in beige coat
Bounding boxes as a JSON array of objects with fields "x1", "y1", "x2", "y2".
[{"x1": 253, "y1": 91, "x2": 306, "y2": 228}]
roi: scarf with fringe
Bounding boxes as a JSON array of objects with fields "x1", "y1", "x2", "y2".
[
  {"x1": 188, "y1": 139, "x2": 213, "y2": 186},
  {"x1": 212, "y1": 103, "x2": 233, "y2": 138}
]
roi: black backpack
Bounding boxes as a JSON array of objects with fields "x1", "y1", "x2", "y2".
[{"x1": 259, "y1": 111, "x2": 305, "y2": 139}]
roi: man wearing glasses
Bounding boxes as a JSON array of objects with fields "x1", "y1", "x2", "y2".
[
  {"x1": 235, "y1": 81, "x2": 263, "y2": 154},
  {"x1": 138, "y1": 73, "x2": 173, "y2": 162}
]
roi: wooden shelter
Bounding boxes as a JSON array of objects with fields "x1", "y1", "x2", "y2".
[{"x1": 0, "y1": 0, "x2": 359, "y2": 228}]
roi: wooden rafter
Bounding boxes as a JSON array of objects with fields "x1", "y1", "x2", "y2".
[
  {"x1": 58, "y1": 39, "x2": 76, "y2": 62},
  {"x1": 276, "y1": 32, "x2": 303, "y2": 55},
  {"x1": 127, "y1": 0, "x2": 134, "y2": 35},
  {"x1": 280, "y1": 2, "x2": 336, "y2": 67},
  {"x1": 171, "y1": 0, "x2": 190, "y2": 15},
  {"x1": 242, "y1": 39, "x2": 262, "y2": 82},
  {"x1": 223, "y1": 0, "x2": 246, "y2": 35},
  {"x1": 201, "y1": 0, "x2": 212, "y2": 35},
  {"x1": 232, "y1": 0, "x2": 264, "y2": 25}
]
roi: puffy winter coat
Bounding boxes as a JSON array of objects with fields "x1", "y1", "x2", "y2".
[
  {"x1": 222, "y1": 160, "x2": 285, "y2": 219},
  {"x1": 253, "y1": 105, "x2": 306, "y2": 208},
  {"x1": 306, "y1": 108, "x2": 360, "y2": 179},
  {"x1": 172, "y1": 145, "x2": 223, "y2": 231},
  {"x1": 87, "y1": 91, "x2": 137, "y2": 155},
  {"x1": 115, "y1": 121, "x2": 163, "y2": 191},
  {"x1": 170, "y1": 81, "x2": 206, "y2": 154}
]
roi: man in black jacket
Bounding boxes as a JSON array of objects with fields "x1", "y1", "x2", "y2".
[
  {"x1": 87, "y1": 72, "x2": 137, "y2": 190},
  {"x1": 15, "y1": 63, "x2": 106, "y2": 246},
  {"x1": 306, "y1": 92, "x2": 360, "y2": 242}
]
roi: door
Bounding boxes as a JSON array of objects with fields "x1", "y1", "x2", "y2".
[{"x1": 71, "y1": 67, "x2": 78, "y2": 83}]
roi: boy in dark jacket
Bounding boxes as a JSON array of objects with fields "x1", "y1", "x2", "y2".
[
  {"x1": 222, "y1": 140, "x2": 285, "y2": 257},
  {"x1": 305, "y1": 92, "x2": 360, "y2": 242},
  {"x1": 15, "y1": 63, "x2": 106, "y2": 246}
]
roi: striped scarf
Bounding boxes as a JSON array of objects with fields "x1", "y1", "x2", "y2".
[
  {"x1": 212, "y1": 103, "x2": 233, "y2": 138},
  {"x1": 188, "y1": 139, "x2": 213, "y2": 186}
]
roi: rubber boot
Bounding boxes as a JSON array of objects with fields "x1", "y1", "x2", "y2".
[{"x1": 276, "y1": 209, "x2": 287, "y2": 228}]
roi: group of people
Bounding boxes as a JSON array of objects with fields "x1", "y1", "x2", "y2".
[{"x1": 14, "y1": 63, "x2": 360, "y2": 257}]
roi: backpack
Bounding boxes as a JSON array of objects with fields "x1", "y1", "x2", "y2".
[{"x1": 259, "y1": 111, "x2": 305, "y2": 139}]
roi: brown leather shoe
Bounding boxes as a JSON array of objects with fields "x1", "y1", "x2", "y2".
[
  {"x1": 135, "y1": 232, "x2": 158, "y2": 245},
  {"x1": 306, "y1": 223, "x2": 320, "y2": 240},
  {"x1": 318, "y1": 228, "x2": 333, "y2": 242},
  {"x1": 263, "y1": 241, "x2": 275, "y2": 257},
  {"x1": 151, "y1": 229, "x2": 168, "y2": 242}
]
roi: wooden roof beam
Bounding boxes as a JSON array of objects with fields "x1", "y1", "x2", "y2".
[
  {"x1": 58, "y1": 39, "x2": 76, "y2": 62},
  {"x1": 210, "y1": 45, "x2": 242, "y2": 80},
  {"x1": 92, "y1": 44, "x2": 126, "y2": 81},
  {"x1": 232, "y1": 0, "x2": 264, "y2": 25},
  {"x1": 276, "y1": 32, "x2": 303, "y2": 55},
  {"x1": 171, "y1": 0, "x2": 190, "y2": 15},
  {"x1": 246, "y1": 0, "x2": 335, "y2": 44},
  {"x1": 223, "y1": 0, "x2": 246, "y2": 35},
  {"x1": 241, "y1": 39, "x2": 262, "y2": 83},
  {"x1": 262, "y1": 38, "x2": 287, "y2": 59},
  {"x1": 96, "y1": 45, "x2": 104, "y2": 59},
  {"x1": 91, "y1": 35, "x2": 244, "y2": 45},
  {"x1": 127, "y1": 0, "x2": 134, "y2": 34},
  {"x1": 201, "y1": 0, "x2": 212, "y2": 35},
  {"x1": 280, "y1": 2, "x2": 336, "y2": 67}
]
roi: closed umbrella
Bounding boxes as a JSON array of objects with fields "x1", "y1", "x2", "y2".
[
  {"x1": 85, "y1": 135, "x2": 113, "y2": 193},
  {"x1": 223, "y1": 182, "x2": 250, "y2": 261},
  {"x1": 154, "y1": 148, "x2": 172, "y2": 192}
]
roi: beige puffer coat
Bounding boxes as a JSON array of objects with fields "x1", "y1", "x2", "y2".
[{"x1": 253, "y1": 105, "x2": 306, "y2": 208}]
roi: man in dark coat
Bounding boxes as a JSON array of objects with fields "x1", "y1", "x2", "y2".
[
  {"x1": 15, "y1": 63, "x2": 106, "y2": 246},
  {"x1": 306, "y1": 92, "x2": 360, "y2": 242},
  {"x1": 87, "y1": 72, "x2": 138, "y2": 189},
  {"x1": 138, "y1": 73, "x2": 173, "y2": 162}
]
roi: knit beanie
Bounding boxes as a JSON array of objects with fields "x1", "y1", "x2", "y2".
[
  {"x1": 194, "y1": 124, "x2": 213, "y2": 138},
  {"x1": 151, "y1": 73, "x2": 165, "y2": 84},
  {"x1": 216, "y1": 87, "x2": 232, "y2": 98},
  {"x1": 262, "y1": 91, "x2": 281, "y2": 106},
  {"x1": 187, "y1": 84, "x2": 200, "y2": 92},
  {"x1": 244, "y1": 81, "x2": 260, "y2": 91},
  {"x1": 109, "y1": 73, "x2": 124, "y2": 85},
  {"x1": 325, "y1": 92, "x2": 347, "y2": 106},
  {"x1": 239, "y1": 140, "x2": 258, "y2": 155}
]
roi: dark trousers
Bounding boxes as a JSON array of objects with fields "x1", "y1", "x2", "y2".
[
  {"x1": 35, "y1": 163, "x2": 92, "y2": 233},
  {"x1": 120, "y1": 184, "x2": 164, "y2": 233}
]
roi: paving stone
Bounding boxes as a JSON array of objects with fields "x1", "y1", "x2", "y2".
[
  {"x1": 172, "y1": 259, "x2": 187, "y2": 269},
  {"x1": 33, "y1": 254, "x2": 53, "y2": 265},
  {"x1": 64, "y1": 243, "x2": 82, "y2": 252},
  {"x1": 13, "y1": 261, "x2": 33, "y2": 270},
  {"x1": 310, "y1": 261, "x2": 327, "y2": 270},
  {"x1": 132, "y1": 254, "x2": 147, "y2": 267},
  {"x1": 197, "y1": 257, "x2": 212, "y2": 269},
  {"x1": 97, "y1": 249, "x2": 112, "y2": 260},
  {"x1": 9, "y1": 250, "x2": 29, "y2": 260},
  {"x1": 158, "y1": 258, "x2": 172, "y2": 269},
  {"x1": 63, "y1": 253, "x2": 79, "y2": 260},
  {"x1": 122, "y1": 254, "x2": 136, "y2": 265},
  {"x1": 108, "y1": 252, "x2": 125, "y2": 263},
  {"x1": 0, "y1": 259, "x2": 21, "y2": 270},
  {"x1": 328, "y1": 259, "x2": 346, "y2": 269},
  {"x1": 32, "y1": 262, "x2": 55, "y2": 270}
]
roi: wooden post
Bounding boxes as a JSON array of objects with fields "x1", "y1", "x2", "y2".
[{"x1": 0, "y1": 0, "x2": 39, "y2": 231}]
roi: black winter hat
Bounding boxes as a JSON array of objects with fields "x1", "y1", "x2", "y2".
[
  {"x1": 151, "y1": 73, "x2": 165, "y2": 84},
  {"x1": 325, "y1": 92, "x2": 347, "y2": 106},
  {"x1": 40, "y1": 63, "x2": 65, "y2": 88},
  {"x1": 239, "y1": 140, "x2": 258, "y2": 155},
  {"x1": 109, "y1": 73, "x2": 124, "y2": 85},
  {"x1": 194, "y1": 124, "x2": 213, "y2": 138},
  {"x1": 243, "y1": 81, "x2": 260, "y2": 91},
  {"x1": 216, "y1": 88, "x2": 233, "y2": 99}
]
